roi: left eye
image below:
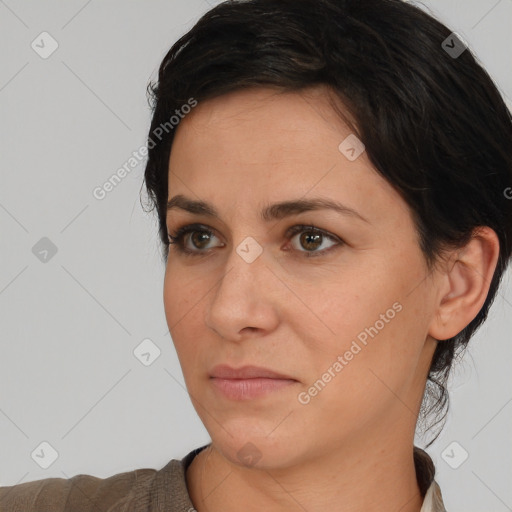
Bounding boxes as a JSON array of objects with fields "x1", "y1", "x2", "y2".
[{"x1": 286, "y1": 225, "x2": 340, "y2": 257}]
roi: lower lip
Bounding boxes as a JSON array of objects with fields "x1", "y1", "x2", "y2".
[{"x1": 210, "y1": 377, "x2": 296, "y2": 400}]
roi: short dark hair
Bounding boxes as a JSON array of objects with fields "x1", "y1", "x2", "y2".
[{"x1": 142, "y1": 0, "x2": 512, "y2": 444}]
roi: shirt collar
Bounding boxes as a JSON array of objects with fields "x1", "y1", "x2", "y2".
[{"x1": 415, "y1": 446, "x2": 447, "y2": 512}]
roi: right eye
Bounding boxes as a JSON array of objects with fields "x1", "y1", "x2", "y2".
[{"x1": 168, "y1": 224, "x2": 224, "y2": 256}]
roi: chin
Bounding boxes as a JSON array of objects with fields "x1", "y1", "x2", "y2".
[{"x1": 209, "y1": 427, "x2": 302, "y2": 470}]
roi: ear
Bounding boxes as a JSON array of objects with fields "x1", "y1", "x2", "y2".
[{"x1": 428, "y1": 226, "x2": 500, "y2": 341}]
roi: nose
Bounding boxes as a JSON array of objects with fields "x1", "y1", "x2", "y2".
[{"x1": 204, "y1": 242, "x2": 280, "y2": 342}]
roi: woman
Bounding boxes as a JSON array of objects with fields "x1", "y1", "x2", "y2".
[{"x1": 1, "y1": 0, "x2": 511, "y2": 510}]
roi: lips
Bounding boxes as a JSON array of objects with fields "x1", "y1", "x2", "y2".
[
  {"x1": 209, "y1": 364, "x2": 296, "y2": 380},
  {"x1": 209, "y1": 364, "x2": 298, "y2": 400}
]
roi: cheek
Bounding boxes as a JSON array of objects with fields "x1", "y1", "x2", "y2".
[
  {"x1": 298, "y1": 309, "x2": 423, "y2": 439},
  {"x1": 299, "y1": 264, "x2": 402, "y2": 347},
  {"x1": 163, "y1": 264, "x2": 206, "y2": 364},
  {"x1": 299, "y1": 256, "x2": 429, "y2": 394},
  {"x1": 163, "y1": 262, "x2": 199, "y2": 325}
]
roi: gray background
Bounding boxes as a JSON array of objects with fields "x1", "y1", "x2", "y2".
[{"x1": 0, "y1": 0, "x2": 510, "y2": 510}]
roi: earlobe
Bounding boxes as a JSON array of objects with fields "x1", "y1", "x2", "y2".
[{"x1": 428, "y1": 227, "x2": 500, "y2": 341}]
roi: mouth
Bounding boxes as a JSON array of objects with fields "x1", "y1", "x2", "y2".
[
  {"x1": 209, "y1": 364, "x2": 298, "y2": 400},
  {"x1": 210, "y1": 364, "x2": 295, "y2": 380}
]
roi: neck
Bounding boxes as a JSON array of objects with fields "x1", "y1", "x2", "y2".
[{"x1": 186, "y1": 428, "x2": 424, "y2": 512}]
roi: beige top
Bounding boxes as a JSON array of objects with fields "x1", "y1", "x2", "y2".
[{"x1": 0, "y1": 444, "x2": 446, "y2": 511}]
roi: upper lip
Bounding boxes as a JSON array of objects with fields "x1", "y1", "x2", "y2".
[{"x1": 210, "y1": 364, "x2": 295, "y2": 380}]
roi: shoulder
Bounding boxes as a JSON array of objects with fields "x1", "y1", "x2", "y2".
[
  {"x1": 0, "y1": 444, "x2": 210, "y2": 512},
  {"x1": 0, "y1": 466, "x2": 158, "y2": 512}
]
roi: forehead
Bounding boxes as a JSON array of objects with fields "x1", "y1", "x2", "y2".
[
  {"x1": 172, "y1": 85, "x2": 353, "y2": 150},
  {"x1": 166, "y1": 86, "x2": 408, "y2": 228},
  {"x1": 169, "y1": 86, "x2": 357, "y2": 182}
]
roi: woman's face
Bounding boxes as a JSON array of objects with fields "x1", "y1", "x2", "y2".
[{"x1": 164, "y1": 86, "x2": 439, "y2": 468}]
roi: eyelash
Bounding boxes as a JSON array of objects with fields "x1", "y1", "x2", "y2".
[{"x1": 167, "y1": 223, "x2": 343, "y2": 258}]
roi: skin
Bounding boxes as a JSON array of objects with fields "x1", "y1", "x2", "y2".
[{"x1": 163, "y1": 85, "x2": 499, "y2": 512}]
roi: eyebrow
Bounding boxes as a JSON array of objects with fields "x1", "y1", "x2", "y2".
[{"x1": 166, "y1": 194, "x2": 370, "y2": 224}]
